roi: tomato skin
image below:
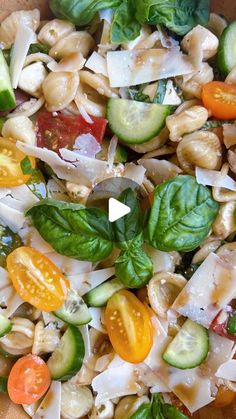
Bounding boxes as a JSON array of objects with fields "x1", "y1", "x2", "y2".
[
  {"x1": 210, "y1": 301, "x2": 236, "y2": 342},
  {"x1": 0, "y1": 138, "x2": 35, "y2": 187},
  {"x1": 7, "y1": 247, "x2": 69, "y2": 312},
  {"x1": 213, "y1": 385, "x2": 236, "y2": 408},
  {"x1": 36, "y1": 112, "x2": 107, "y2": 153},
  {"x1": 202, "y1": 81, "x2": 236, "y2": 120},
  {"x1": 8, "y1": 354, "x2": 51, "y2": 404},
  {"x1": 105, "y1": 290, "x2": 153, "y2": 363}
]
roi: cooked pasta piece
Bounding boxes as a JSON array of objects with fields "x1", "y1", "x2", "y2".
[
  {"x1": 213, "y1": 163, "x2": 236, "y2": 202},
  {"x1": 2, "y1": 116, "x2": 37, "y2": 145},
  {"x1": 0, "y1": 317, "x2": 35, "y2": 355},
  {"x1": 49, "y1": 31, "x2": 95, "y2": 59},
  {"x1": 98, "y1": 21, "x2": 117, "y2": 57},
  {"x1": 19, "y1": 62, "x2": 48, "y2": 97},
  {"x1": 24, "y1": 52, "x2": 55, "y2": 67},
  {"x1": 213, "y1": 201, "x2": 236, "y2": 239},
  {"x1": 176, "y1": 62, "x2": 214, "y2": 99},
  {"x1": 7, "y1": 97, "x2": 45, "y2": 118},
  {"x1": 223, "y1": 124, "x2": 236, "y2": 148},
  {"x1": 0, "y1": 9, "x2": 40, "y2": 48},
  {"x1": 181, "y1": 25, "x2": 219, "y2": 64},
  {"x1": 177, "y1": 130, "x2": 222, "y2": 175},
  {"x1": 42, "y1": 71, "x2": 79, "y2": 111},
  {"x1": 66, "y1": 182, "x2": 92, "y2": 204},
  {"x1": 122, "y1": 26, "x2": 152, "y2": 50},
  {"x1": 90, "y1": 400, "x2": 114, "y2": 419},
  {"x1": 80, "y1": 71, "x2": 118, "y2": 99},
  {"x1": 32, "y1": 321, "x2": 60, "y2": 355},
  {"x1": 166, "y1": 106, "x2": 209, "y2": 142},
  {"x1": 192, "y1": 238, "x2": 222, "y2": 264},
  {"x1": 61, "y1": 382, "x2": 93, "y2": 419},
  {"x1": 38, "y1": 19, "x2": 75, "y2": 47},
  {"x1": 75, "y1": 83, "x2": 107, "y2": 117},
  {"x1": 47, "y1": 52, "x2": 86, "y2": 73}
]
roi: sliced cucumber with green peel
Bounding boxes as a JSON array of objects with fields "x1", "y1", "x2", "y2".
[
  {"x1": 0, "y1": 314, "x2": 12, "y2": 337},
  {"x1": 84, "y1": 278, "x2": 124, "y2": 307},
  {"x1": 217, "y1": 21, "x2": 236, "y2": 74},
  {"x1": 162, "y1": 319, "x2": 209, "y2": 369},
  {"x1": 107, "y1": 99, "x2": 171, "y2": 144},
  {"x1": 47, "y1": 325, "x2": 85, "y2": 381},
  {"x1": 54, "y1": 289, "x2": 91, "y2": 325},
  {"x1": 0, "y1": 50, "x2": 16, "y2": 111}
]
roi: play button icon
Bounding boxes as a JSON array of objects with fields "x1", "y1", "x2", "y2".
[{"x1": 108, "y1": 198, "x2": 131, "y2": 222}]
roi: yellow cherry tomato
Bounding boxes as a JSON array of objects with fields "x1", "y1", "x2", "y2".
[
  {"x1": 0, "y1": 137, "x2": 35, "y2": 186},
  {"x1": 7, "y1": 247, "x2": 69, "y2": 311},
  {"x1": 213, "y1": 385, "x2": 236, "y2": 408}
]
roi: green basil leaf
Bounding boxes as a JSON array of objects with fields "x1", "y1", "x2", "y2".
[
  {"x1": 20, "y1": 157, "x2": 37, "y2": 175},
  {"x1": 135, "y1": 0, "x2": 210, "y2": 36},
  {"x1": 147, "y1": 175, "x2": 219, "y2": 252},
  {"x1": 151, "y1": 393, "x2": 165, "y2": 419},
  {"x1": 27, "y1": 169, "x2": 47, "y2": 200},
  {"x1": 28, "y1": 43, "x2": 49, "y2": 55},
  {"x1": 27, "y1": 199, "x2": 114, "y2": 262},
  {"x1": 113, "y1": 188, "x2": 142, "y2": 248},
  {"x1": 49, "y1": 0, "x2": 122, "y2": 26},
  {"x1": 115, "y1": 247, "x2": 153, "y2": 288},
  {"x1": 111, "y1": 0, "x2": 141, "y2": 44},
  {"x1": 128, "y1": 89, "x2": 151, "y2": 103},
  {"x1": 129, "y1": 403, "x2": 152, "y2": 419},
  {"x1": 162, "y1": 404, "x2": 188, "y2": 419},
  {"x1": 0, "y1": 225, "x2": 22, "y2": 267},
  {"x1": 227, "y1": 312, "x2": 236, "y2": 336},
  {"x1": 153, "y1": 80, "x2": 167, "y2": 104}
]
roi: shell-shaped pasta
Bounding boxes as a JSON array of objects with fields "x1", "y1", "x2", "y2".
[
  {"x1": 213, "y1": 201, "x2": 236, "y2": 239},
  {"x1": 80, "y1": 71, "x2": 118, "y2": 99},
  {"x1": 213, "y1": 162, "x2": 236, "y2": 202},
  {"x1": 114, "y1": 396, "x2": 150, "y2": 419},
  {"x1": 72, "y1": 364, "x2": 96, "y2": 386},
  {"x1": 181, "y1": 25, "x2": 219, "y2": 61},
  {"x1": 75, "y1": 83, "x2": 106, "y2": 117},
  {"x1": 147, "y1": 272, "x2": 187, "y2": 318},
  {"x1": 0, "y1": 9, "x2": 40, "y2": 48},
  {"x1": 166, "y1": 106, "x2": 209, "y2": 142},
  {"x1": 217, "y1": 242, "x2": 236, "y2": 267},
  {"x1": 32, "y1": 321, "x2": 60, "y2": 355},
  {"x1": 61, "y1": 382, "x2": 93, "y2": 419},
  {"x1": 90, "y1": 400, "x2": 114, "y2": 419},
  {"x1": 43, "y1": 71, "x2": 79, "y2": 112},
  {"x1": 24, "y1": 53, "x2": 55, "y2": 67},
  {"x1": 47, "y1": 52, "x2": 86, "y2": 73},
  {"x1": 174, "y1": 99, "x2": 202, "y2": 115},
  {"x1": 50, "y1": 31, "x2": 95, "y2": 60},
  {"x1": 122, "y1": 26, "x2": 156, "y2": 50},
  {"x1": 223, "y1": 124, "x2": 236, "y2": 148},
  {"x1": 19, "y1": 62, "x2": 48, "y2": 98},
  {"x1": 129, "y1": 127, "x2": 169, "y2": 153},
  {"x1": 143, "y1": 145, "x2": 176, "y2": 160},
  {"x1": 177, "y1": 130, "x2": 222, "y2": 175},
  {"x1": 176, "y1": 62, "x2": 214, "y2": 99},
  {"x1": 66, "y1": 182, "x2": 91, "y2": 204},
  {"x1": 2, "y1": 116, "x2": 37, "y2": 145},
  {"x1": 0, "y1": 317, "x2": 35, "y2": 355},
  {"x1": 38, "y1": 19, "x2": 75, "y2": 47},
  {"x1": 192, "y1": 239, "x2": 222, "y2": 264}
]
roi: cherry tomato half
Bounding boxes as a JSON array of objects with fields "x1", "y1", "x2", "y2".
[
  {"x1": 7, "y1": 247, "x2": 69, "y2": 312},
  {"x1": 213, "y1": 385, "x2": 236, "y2": 408},
  {"x1": 105, "y1": 290, "x2": 153, "y2": 363},
  {"x1": 210, "y1": 301, "x2": 236, "y2": 342},
  {"x1": 36, "y1": 112, "x2": 107, "y2": 153},
  {"x1": 0, "y1": 138, "x2": 35, "y2": 187},
  {"x1": 8, "y1": 354, "x2": 51, "y2": 404},
  {"x1": 202, "y1": 81, "x2": 236, "y2": 120}
]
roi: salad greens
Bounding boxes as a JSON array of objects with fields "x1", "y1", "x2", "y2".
[
  {"x1": 111, "y1": 0, "x2": 141, "y2": 44},
  {"x1": 27, "y1": 199, "x2": 114, "y2": 263},
  {"x1": 28, "y1": 43, "x2": 50, "y2": 55},
  {"x1": 0, "y1": 225, "x2": 22, "y2": 267},
  {"x1": 147, "y1": 175, "x2": 219, "y2": 252},
  {"x1": 130, "y1": 393, "x2": 188, "y2": 419},
  {"x1": 227, "y1": 312, "x2": 236, "y2": 336}
]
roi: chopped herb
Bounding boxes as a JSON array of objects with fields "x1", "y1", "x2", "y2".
[
  {"x1": 28, "y1": 43, "x2": 50, "y2": 55},
  {"x1": 20, "y1": 156, "x2": 37, "y2": 175}
]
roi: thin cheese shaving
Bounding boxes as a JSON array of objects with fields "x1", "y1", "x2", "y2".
[{"x1": 196, "y1": 166, "x2": 236, "y2": 191}]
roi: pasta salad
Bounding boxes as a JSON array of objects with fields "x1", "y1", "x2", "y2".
[{"x1": 0, "y1": 0, "x2": 236, "y2": 418}]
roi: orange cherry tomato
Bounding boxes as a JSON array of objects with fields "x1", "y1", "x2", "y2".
[
  {"x1": 7, "y1": 247, "x2": 69, "y2": 311},
  {"x1": 202, "y1": 81, "x2": 236, "y2": 120},
  {"x1": 105, "y1": 290, "x2": 153, "y2": 363},
  {"x1": 0, "y1": 138, "x2": 35, "y2": 186},
  {"x1": 8, "y1": 354, "x2": 51, "y2": 404},
  {"x1": 213, "y1": 385, "x2": 236, "y2": 408}
]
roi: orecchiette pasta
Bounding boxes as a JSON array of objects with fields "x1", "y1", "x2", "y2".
[
  {"x1": 0, "y1": 317, "x2": 35, "y2": 355},
  {"x1": 166, "y1": 106, "x2": 209, "y2": 142},
  {"x1": 75, "y1": 83, "x2": 107, "y2": 117},
  {"x1": 38, "y1": 19, "x2": 75, "y2": 47},
  {"x1": 42, "y1": 71, "x2": 79, "y2": 111},
  {"x1": 176, "y1": 62, "x2": 214, "y2": 99},
  {"x1": 223, "y1": 124, "x2": 236, "y2": 148},
  {"x1": 192, "y1": 239, "x2": 222, "y2": 264},
  {"x1": 217, "y1": 242, "x2": 236, "y2": 266},
  {"x1": 47, "y1": 52, "x2": 86, "y2": 73},
  {"x1": 24, "y1": 53, "x2": 55, "y2": 67},
  {"x1": 0, "y1": 9, "x2": 40, "y2": 48},
  {"x1": 213, "y1": 201, "x2": 236, "y2": 239},
  {"x1": 181, "y1": 25, "x2": 219, "y2": 62},
  {"x1": 49, "y1": 31, "x2": 95, "y2": 59},
  {"x1": 61, "y1": 382, "x2": 93, "y2": 419},
  {"x1": 177, "y1": 130, "x2": 222, "y2": 175},
  {"x1": 19, "y1": 62, "x2": 48, "y2": 98},
  {"x1": 32, "y1": 321, "x2": 60, "y2": 355},
  {"x1": 143, "y1": 145, "x2": 176, "y2": 160},
  {"x1": 90, "y1": 400, "x2": 114, "y2": 419},
  {"x1": 2, "y1": 116, "x2": 37, "y2": 145},
  {"x1": 79, "y1": 71, "x2": 119, "y2": 99},
  {"x1": 213, "y1": 163, "x2": 236, "y2": 202}
]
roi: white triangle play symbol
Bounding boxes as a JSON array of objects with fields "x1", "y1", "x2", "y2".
[{"x1": 108, "y1": 198, "x2": 131, "y2": 222}]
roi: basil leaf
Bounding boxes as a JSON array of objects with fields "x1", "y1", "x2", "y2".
[
  {"x1": 151, "y1": 393, "x2": 165, "y2": 419},
  {"x1": 147, "y1": 175, "x2": 219, "y2": 252},
  {"x1": 49, "y1": 0, "x2": 122, "y2": 26},
  {"x1": 129, "y1": 403, "x2": 152, "y2": 419},
  {"x1": 113, "y1": 188, "x2": 142, "y2": 248},
  {"x1": 27, "y1": 199, "x2": 114, "y2": 263},
  {"x1": 115, "y1": 247, "x2": 153, "y2": 288},
  {"x1": 153, "y1": 80, "x2": 167, "y2": 104},
  {"x1": 111, "y1": 0, "x2": 141, "y2": 44},
  {"x1": 128, "y1": 89, "x2": 151, "y2": 103},
  {"x1": 27, "y1": 169, "x2": 48, "y2": 200},
  {"x1": 227, "y1": 312, "x2": 236, "y2": 336},
  {"x1": 135, "y1": 0, "x2": 210, "y2": 36},
  {"x1": 21, "y1": 156, "x2": 37, "y2": 175},
  {"x1": 28, "y1": 43, "x2": 49, "y2": 55},
  {"x1": 0, "y1": 225, "x2": 22, "y2": 267},
  {"x1": 162, "y1": 404, "x2": 188, "y2": 419}
]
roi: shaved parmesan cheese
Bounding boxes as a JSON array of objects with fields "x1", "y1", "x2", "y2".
[
  {"x1": 0, "y1": 268, "x2": 23, "y2": 317},
  {"x1": 89, "y1": 307, "x2": 106, "y2": 334},
  {"x1": 74, "y1": 134, "x2": 101, "y2": 158},
  {"x1": 92, "y1": 363, "x2": 139, "y2": 405},
  {"x1": 196, "y1": 166, "x2": 236, "y2": 191},
  {"x1": 143, "y1": 244, "x2": 178, "y2": 274},
  {"x1": 215, "y1": 360, "x2": 236, "y2": 381},
  {"x1": 69, "y1": 267, "x2": 115, "y2": 296},
  {"x1": 156, "y1": 25, "x2": 179, "y2": 49},
  {"x1": 33, "y1": 381, "x2": 61, "y2": 419},
  {"x1": 223, "y1": 124, "x2": 236, "y2": 148},
  {"x1": 205, "y1": 332, "x2": 235, "y2": 377},
  {"x1": 139, "y1": 158, "x2": 182, "y2": 185},
  {"x1": 172, "y1": 253, "x2": 236, "y2": 328},
  {"x1": 10, "y1": 24, "x2": 35, "y2": 88},
  {"x1": 145, "y1": 316, "x2": 171, "y2": 371},
  {"x1": 9, "y1": 185, "x2": 39, "y2": 208},
  {"x1": 137, "y1": 364, "x2": 169, "y2": 393},
  {"x1": 95, "y1": 354, "x2": 114, "y2": 372},
  {"x1": 8, "y1": 96, "x2": 45, "y2": 118},
  {"x1": 107, "y1": 136, "x2": 118, "y2": 170},
  {"x1": 86, "y1": 52, "x2": 108, "y2": 77},
  {"x1": 45, "y1": 252, "x2": 91, "y2": 277},
  {"x1": 107, "y1": 48, "x2": 194, "y2": 88},
  {"x1": 78, "y1": 105, "x2": 94, "y2": 124},
  {"x1": 0, "y1": 201, "x2": 25, "y2": 232},
  {"x1": 162, "y1": 80, "x2": 182, "y2": 106},
  {"x1": 19, "y1": 225, "x2": 53, "y2": 254},
  {"x1": 123, "y1": 163, "x2": 146, "y2": 185},
  {"x1": 0, "y1": 189, "x2": 10, "y2": 199},
  {"x1": 79, "y1": 325, "x2": 91, "y2": 361}
]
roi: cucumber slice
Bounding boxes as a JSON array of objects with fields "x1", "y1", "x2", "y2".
[
  {"x1": 97, "y1": 139, "x2": 128, "y2": 163},
  {"x1": 107, "y1": 99, "x2": 171, "y2": 145},
  {"x1": 0, "y1": 314, "x2": 12, "y2": 337},
  {"x1": 54, "y1": 289, "x2": 92, "y2": 325},
  {"x1": 84, "y1": 278, "x2": 124, "y2": 307},
  {"x1": 0, "y1": 50, "x2": 16, "y2": 111},
  {"x1": 162, "y1": 319, "x2": 209, "y2": 369},
  {"x1": 217, "y1": 21, "x2": 236, "y2": 74},
  {"x1": 47, "y1": 325, "x2": 85, "y2": 381}
]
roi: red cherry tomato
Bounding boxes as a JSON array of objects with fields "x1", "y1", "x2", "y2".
[
  {"x1": 210, "y1": 301, "x2": 236, "y2": 342},
  {"x1": 36, "y1": 111, "x2": 107, "y2": 153}
]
